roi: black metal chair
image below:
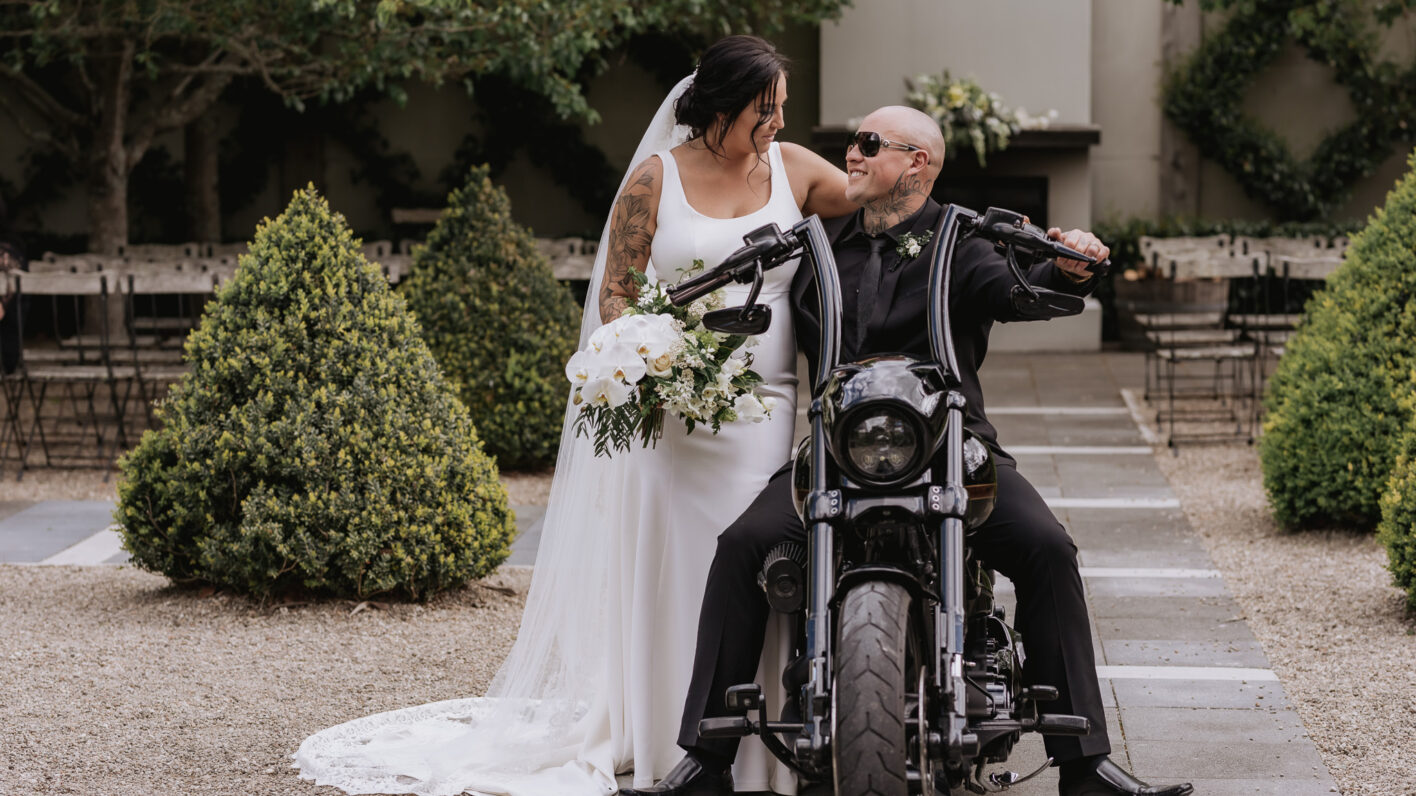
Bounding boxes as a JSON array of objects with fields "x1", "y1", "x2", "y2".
[{"x1": 10, "y1": 272, "x2": 138, "y2": 471}]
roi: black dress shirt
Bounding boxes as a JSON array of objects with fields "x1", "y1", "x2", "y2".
[{"x1": 790, "y1": 198, "x2": 1097, "y2": 465}]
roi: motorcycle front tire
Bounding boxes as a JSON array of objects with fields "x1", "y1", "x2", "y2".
[{"x1": 833, "y1": 580, "x2": 911, "y2": 796}]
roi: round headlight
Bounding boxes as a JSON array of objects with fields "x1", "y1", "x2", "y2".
[{"x1": 845, "y1": 410, "x2": 920, "y2": 481}]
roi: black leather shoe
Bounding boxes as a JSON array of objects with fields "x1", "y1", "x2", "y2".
[
  {"x1": 619, "y1": 753, "x2": 732, "y2": 795},
  {"x1": 1059, "y1": 757, "x2": 1193, "y2": 796}
]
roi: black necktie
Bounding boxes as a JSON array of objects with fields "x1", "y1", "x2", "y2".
[{"x1": 855, "y1": 235, "x2": 890, "y2": 352}]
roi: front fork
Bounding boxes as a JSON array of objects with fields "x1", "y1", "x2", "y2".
[
  {"x1": 936, "y1": 393, "x2": 976, "y2": 765},
  {"x1": 798, "y1": 393, "x2": 974, "y2": 769},
  {"x1": 800, "y1": 397, "x2": 836, "y2": 765}
]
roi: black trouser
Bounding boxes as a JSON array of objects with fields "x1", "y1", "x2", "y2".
[{"x1": 677, "y1": 463, "x2": 1111, "y2": 765}]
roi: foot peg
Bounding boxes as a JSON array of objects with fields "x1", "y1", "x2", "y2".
[
  {"x1": 1035, "y1": 714, "x2": 1090, "y2": 735},
  {"x1": 699, "y1": 716, "x2": 754, "y2": 739},
  {"x1": 724, "y1": 683, "x2": 762, "y2": 713},
  {"x1": 1021, "y1": 685, "x2": 1058, "y2": 702}
]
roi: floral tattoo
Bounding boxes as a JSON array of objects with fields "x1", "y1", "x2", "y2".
[{"x1": 600, "y1": 159, "x2": 661, "y2": 322}]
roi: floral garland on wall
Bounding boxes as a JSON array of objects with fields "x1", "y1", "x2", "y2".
[
  {"x1": 905, "y1": 72, "x2": 1056, "y2": 167},
  {"x1": 1162, "y1": 0, "x2": 1416, "y2": 221}
]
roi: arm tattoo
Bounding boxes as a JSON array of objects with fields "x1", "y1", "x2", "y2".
[
  {"x1": 599, "y1": 161, "x2": 660, "y2": 321},
  {"x1": 863, "y1": 172, "x2": 928, "y2": 235}
]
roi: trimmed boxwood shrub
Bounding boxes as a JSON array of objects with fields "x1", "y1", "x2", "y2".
[
  {"x1": 401, "y1": 165, "x2": 579, "y2": 469},
  {"x1": 116, "y1": 186, "x2": 515, "y2": 600},
  {"x1": 1259, "y1": 149, "x2": 1416, "y2": 530},
  {"x1": 1378, "y1": 389, "x2": 1416, "y2": 611}
]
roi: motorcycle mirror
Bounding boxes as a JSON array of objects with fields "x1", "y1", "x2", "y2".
[
  {"x1": 1009, "y1": 286, "x2": 1086, "y2": 320},
  {"x1": 703, "y1": 304, "x2": 773, "y2": 335}
]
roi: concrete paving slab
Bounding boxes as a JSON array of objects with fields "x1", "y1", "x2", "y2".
[
  {"x1": 1054, "y1": 458, "x2": 1172, "y2": 495},
  {"x1": 1100, "y1": 639, "x2": 1270, "y2": 668},
  {"x1": 1078, "y1": 544, "x2": 1216, "y2": 569},
  {"x1": 1108, "y1": 678, "x2": 1290, "y2": 710},
  {"x1": 1084, "y1": 576, "x2": 1232, "y2": 599},
  {"x1": 1042, "y1": 415, "x2": 1149, "y2": 446},
  {"x1": 1118, "y1": 705, "x2": 1313, "y2": 744},
  {"x1": 1170, "y1": 780, "x2": 1336, "y2": 795},
  {"x1": 506, "y1": 504, "x2": 545, "y2": 567},
  {"x1": 1125, "y1": 738, "x2": 1333, "y2": 784},
  {"x1": 1087, "y1": 594, "x2": 1245, "y2": 623},
  {"x1": 0, "y1": 500, "x2": 32, "y2": 523},
  {"x1": 1096, "y1": 615, "x2": 1258, "y2": 644},
  {"x1": 0, "y1": 499, "x2": 116, "y2": 563}
]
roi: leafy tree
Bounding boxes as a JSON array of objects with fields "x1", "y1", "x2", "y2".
[{"x1": 0, "y1": 0, "x2": 851, "y2": 252}]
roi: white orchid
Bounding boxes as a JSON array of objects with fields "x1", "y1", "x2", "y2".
[
  {"x1": 733, "y1": 393, "x2": 769, "y2": 423},
  {"x1": 601, "y1": 342, "x2": 647, "y2": 385},
  {"x1": 582, "y1": 376, "x2": 631, "y2": 408},
  {"x1": 565, "y1": 349, "x2": 602, "y2": 386}
]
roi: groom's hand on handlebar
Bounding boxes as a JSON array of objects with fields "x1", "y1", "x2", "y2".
[{"x1": 1047, "y1": 228, "x2": 1110, "y2": 281}]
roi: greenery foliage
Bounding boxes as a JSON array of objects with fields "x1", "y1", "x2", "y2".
[
  {"x1": 402, "y1": 166, "x2": 580, "y2": 469},
  {"x1": 1161, "y1": 0, "x2": 1416, "y2": 221},
  {"x1": 1259, "y1": 149, "x2": 1416, "y2": 530},
  {"x1": 117, "y1": 186, "x2": 515, "y2": 600},
  {"x1": 905, "y1": 71, "x2": 1054, "y2": 167},
  {"x1": 1378, "y1": 387, "x2": 1416, "y2": 611},
  {"x1": 1, "y1": 0, "x2": 852, "y2": 249}
]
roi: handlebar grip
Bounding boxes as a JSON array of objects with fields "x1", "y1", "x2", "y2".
[{"x1": 666, "y1": 271, "x2": 732, "y2": 306}]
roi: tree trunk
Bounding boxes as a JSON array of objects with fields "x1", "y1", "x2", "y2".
[
  {"x1": 87, "y1": 41, "x2": 134, "y2": 255},
  {"x1": 185, "y1": 114, "x2": 221, "y2": 242}
]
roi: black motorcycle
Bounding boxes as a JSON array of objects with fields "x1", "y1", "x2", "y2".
[{"x1": 665, "y1": 205, "x2": 1109, "y2": 795}]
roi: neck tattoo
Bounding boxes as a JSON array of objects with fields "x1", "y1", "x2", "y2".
[{"x1": 863, "y1": 171, "x2": 928, "y2": 235}]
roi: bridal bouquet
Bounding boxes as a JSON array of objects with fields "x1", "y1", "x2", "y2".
[{"x1": 566, "y1": 268, "x2": 776, "y2": 457}]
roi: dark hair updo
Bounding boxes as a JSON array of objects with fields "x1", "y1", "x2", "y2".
[{"x1": 674, "y1": 35, "x2": 789, "y2": 157}]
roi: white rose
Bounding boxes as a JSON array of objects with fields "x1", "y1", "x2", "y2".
[
  {"x1": 647, "y1": 352, "x2": 674, "y2": 378},
  {"x1": 734, "y1": 393, "x2": 768, "y2": 423},
  {"x1": 583, "y1": 376, "x2": 631, "y2": 408},
  {"x1": 721, "y1": 357, "x2": 746, "y2": 378}
]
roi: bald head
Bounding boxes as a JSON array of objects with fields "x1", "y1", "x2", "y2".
[{"x1": 860, "y1": 105, "x2": 946, "y2": 182}]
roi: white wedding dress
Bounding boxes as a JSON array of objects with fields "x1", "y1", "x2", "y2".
[{"x1": 294, "y1": 80, "x2": 803, "y2": 796}]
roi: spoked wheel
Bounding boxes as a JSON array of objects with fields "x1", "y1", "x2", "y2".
[{"x1": 832, "y1": 581, "x2": 912, "y2": 796}]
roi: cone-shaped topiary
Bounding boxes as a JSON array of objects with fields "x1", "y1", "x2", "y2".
[
  {"x1": 1260, "y1": 149, "x2": 1416, "y2": 530},
  {"x1": 116, "y1": 186, "x2": 516, "y2": 600},
  {"x1": 1378, "y1": 386, "x2": 1416, "y2": 611},
  {"x1": 401, "y1": 165, "x2": 579, "y2": 469}
]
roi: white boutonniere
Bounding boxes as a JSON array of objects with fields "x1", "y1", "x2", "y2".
[{"x1": 896, "y1": 230, "x2": 933, "y2": 260}]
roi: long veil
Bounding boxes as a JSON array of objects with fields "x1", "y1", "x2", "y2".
[{"x1": 294, "y1": 77, "x2": 696, "y2": 796}]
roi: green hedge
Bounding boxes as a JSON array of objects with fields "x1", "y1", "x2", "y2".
[
  {"x1": 116, "y1": 186, "x2": 515, "y2": 600},
  {"x1": 401, "y1": 165, "x2": 579, "y2": 469},
  {"x1": 1378, "y1": 389, "x2": 1416, "y2": 612},
  {"x1": 1259, "y1": 149, "x2": 1416, "y2": 531}
]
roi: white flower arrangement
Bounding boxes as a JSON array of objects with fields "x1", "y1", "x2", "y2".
[
  {"x1": 904, "y1": 71, "x2": 1057, "y2": 167},
  {"x1": 567, "y1": 265, "x2": 775, "y2": 457},
  {"x1": 896, "y1": 230, "x2": 933, "y2": 260}
]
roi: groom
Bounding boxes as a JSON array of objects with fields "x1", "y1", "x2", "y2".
[{"x1": 622, "y1": 106, "x2": 1193, "y2": 796}]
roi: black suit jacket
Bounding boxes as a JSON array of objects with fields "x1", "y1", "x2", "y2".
[{"x1": 789, "y1": 198, "x2": 1096, "y2": 465}]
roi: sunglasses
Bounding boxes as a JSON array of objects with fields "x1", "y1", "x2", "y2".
[{"x1": 846, "y1": 131, "x2": 926, "y2": 159}]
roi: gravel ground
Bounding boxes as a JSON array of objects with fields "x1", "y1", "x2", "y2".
[
  {"x1": 0, "y1": 565, "x2": 531, "y2": 796},
  {"x1": 1155, "y1": 444, "x2": 1416, "y2": 796}
]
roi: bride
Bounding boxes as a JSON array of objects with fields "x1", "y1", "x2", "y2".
[{"x1": 296, "y1": 35, "x2": 852, "y2": 796}]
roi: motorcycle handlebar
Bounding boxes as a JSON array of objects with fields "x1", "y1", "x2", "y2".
[{"x1": 667, "y1": 223, "x2": 798, "y2": 306}]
